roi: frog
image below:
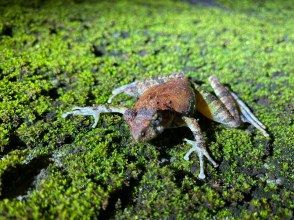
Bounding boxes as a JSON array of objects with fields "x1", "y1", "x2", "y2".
[{"x1": 62, "y1": 73, "x2": 269, "y2": 179}]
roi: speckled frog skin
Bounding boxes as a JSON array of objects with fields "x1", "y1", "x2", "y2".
[{"x1": 63, "y1": 73, "x2": 269, "y2": 179}]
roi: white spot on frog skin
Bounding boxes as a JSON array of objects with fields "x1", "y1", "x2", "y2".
[{"x1": 156, "y1": 126, "x2": 164, "y2": 133}]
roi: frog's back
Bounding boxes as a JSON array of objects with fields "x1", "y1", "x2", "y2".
[{"x1": 134, "y1": 77, "x2": 196, "y2": 115}]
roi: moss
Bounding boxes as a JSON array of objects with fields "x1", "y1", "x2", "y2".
[{"x1": 0, "y1": 0, "x2": 293, "y2": 218}]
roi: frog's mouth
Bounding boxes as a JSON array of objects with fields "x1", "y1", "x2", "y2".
[
  {"x1": 131, "y1": 128, "x2": 155, "y2": 142},
  {"x1": 130, "y1": 123, "x2": 164, "y2": 142}
]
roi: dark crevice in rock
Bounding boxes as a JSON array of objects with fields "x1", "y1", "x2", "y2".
[
  {"x1": 56, "y1": 134, "x2": 75, "y2": 147},
  {"x1": 157, "y1": 144, "x2": 171, "y2": 167},
  {"x1": 237, "y1": 185, "x2": 258, "y2": 208},
  {"x1": 172, "y1": 168, "x2": 200, "y2": 190},
  {"x1": 40, "y1": 87, "x2": 59, "y2": 100},
  {"x1": 185, "y1": 0, "x2": 220, "y2": 7},
  {"x1": 153, "y1": 46, "x2": 166, "y2": 55},
  {"x1": 20, "y1": 0, "x2": 45, "y2": 9},
  {"x1": 49, "y1": 27, "x2": 57, "y2": 35},
  {"x1": 254, "y1": 96, "x2": 270, "y2": 106},
  {"x1": 0, "y1": 155, "x2": 51, "y2": 199},
  {"x1": 85, "y1": 89, "x2": 96, "y2": 106},
  {"x1": 189, "y1": 76, "x2": 207, "y2": 85},
  {"x1": 271, "y1": 71, "x2": 286, "y2": 78},
  {"x1": 32, "y1": 110, "x2": 49, "y2": 122},
  {"x1": 262, "y1": 135, "x2": 274, "y2": 159},
  {"x1": 98, "y1": 166, "x2": 145, "y2": 219},
  {"x1": 44, "y1": 111, "x2": 57, "y2": 122},
  {"x1": 126, "y1": 155, "x2": 137, "y2": 164},
  {"x1": 87, "y1": 175, "x2": 108, "y2": 191},
  {"x1": 0, "y1": 68, "x2": 3, "y2": 80},
  {"x1": 151, "y1": 127, "x2": 193, "y2": 149},
  {"x1": 221, "y1": 184, "x2": 260, "y2": 217},
  {"x1": 69, "y1": 16, "x2": 84, "y2": 22},
  {"x1": 73, "y1": 0, "x2": 85, "y2": 3},
  {"x1": 1, "y1": 24, "x2": 13, "y2": 37},
  {"x1": 120, "y1": 31, "x2": 129, "y2": 39},
  {"x1": 0, "y1": 132, "x2": 27, "y2": 157},
  {"x1": 91, "y1": 45, "x2": 105, "y2": 57}
]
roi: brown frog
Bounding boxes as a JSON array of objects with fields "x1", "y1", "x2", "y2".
[{"x1": 62, "y1": 73, "x2": 269, "y2": 179}]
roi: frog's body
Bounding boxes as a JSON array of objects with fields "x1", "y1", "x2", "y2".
[
  {"x1": 62, "y1": 73, "x2": 269, "y2": 179},
  {"x1": 128, "y1": 77, "x2": 196, "y2": 141},
  {"x1": 135, "y1": 77, "x2": 195, "y2": 115}
]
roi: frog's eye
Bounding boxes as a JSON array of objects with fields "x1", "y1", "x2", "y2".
[
  {"x1": 152, "y1": 112, "x2": 162, "y2": 122},
  {"x1": 152, "y1": 118, "x2": 161, "y2": 127},
  {"x1": 140, "y1": 131, "x2": 146, "y2": 137}
]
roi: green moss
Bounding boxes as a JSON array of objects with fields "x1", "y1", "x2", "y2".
[{"x1": 0, "y1": 0, "x2": 293, "y2": 218}]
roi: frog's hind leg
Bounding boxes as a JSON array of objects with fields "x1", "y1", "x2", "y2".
[
  {"x1": 230, "y1": 91, "x2": 268, "y2": 137},
  {"x1": 208, "y1": 76, "x2": 269, "y2": 137},
  {"x1": 62, "y1": 106, "x2": 127, "y2": 128},
  {"x1": 192, "y1": 81, "x2": 242, "y2": 128},
  {"x1": 182, "y1": 116, "x2": 218, "y2": 179},
  {"x1": 108, "y1": 73, "x2": 184, "y2": 103}
]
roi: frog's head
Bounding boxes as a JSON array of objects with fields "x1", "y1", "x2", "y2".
[{"x1": 123, "y1": 108, "x2": 164, "y2": 141}]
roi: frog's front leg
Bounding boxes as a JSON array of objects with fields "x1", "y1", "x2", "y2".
[
  {"x1": 62, "y1": 106, "x2": 127, "y2": 128},
  {"x1": 107, "y1": 82, "x2": 139, "y2": 103},
  {"x1": 182, "y1": 116, "x2": 218, "y2": 179},
  {"x1": 108, "y1": 73, "x2": 184, "y2": 103}
]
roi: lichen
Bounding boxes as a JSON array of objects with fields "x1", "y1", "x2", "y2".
[{"x1": 0, "y1": 0, "x2": 293, "y2": 219}]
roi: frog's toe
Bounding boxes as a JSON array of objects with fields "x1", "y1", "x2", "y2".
[
  {"x1": 62, "y1": 112, "x2": 71, "y2": 118},
  {"x1": 184, "y1": 154, "x2": 190, "y2": 161},
  {"x1": 107, "y1": 95, "x2": 115, "y2": 104},
  {"x1": 198, "y1": 172, "x2": 206, "y2": 180},
  {"x1": 184, "y1": 139, "x2": 219, "y2": 179},
  {"x1": 62, "y1": 107, "x2": 100, "y2": 128}
]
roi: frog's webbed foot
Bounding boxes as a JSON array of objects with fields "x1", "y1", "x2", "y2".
[
  {"x1": 184, "y1": 139, "x2": 218, "y2": 179},
  {"x1": 62, "y1": 106, "x2": 127, "y2": 128},
  {"x1": 182, "y1": 116, "x2": 218, "y2": 179}
]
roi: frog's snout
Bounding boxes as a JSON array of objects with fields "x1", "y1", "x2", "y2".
[{"x1": 132, "y1": 130, "x2": 146, "y2": 142}]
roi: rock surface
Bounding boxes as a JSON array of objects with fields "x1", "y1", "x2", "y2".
[{"x1": 0, "y1": 0, "x2": 293, "y2": 218}]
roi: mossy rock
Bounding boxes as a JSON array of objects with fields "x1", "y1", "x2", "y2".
[{"x1": 0, "y1": 0, "x2": 293, "y2": 219}]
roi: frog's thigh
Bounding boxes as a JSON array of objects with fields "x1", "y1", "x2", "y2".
[
  {"x1": 196, "y1": 91, "x2": 239, "y2": 128},
  {"x1": 208, "y1": 76, "x2": 241, "y2": 122},
  {"x1": 208, "y1": 76, "x2": 268, "y2": 137}
]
